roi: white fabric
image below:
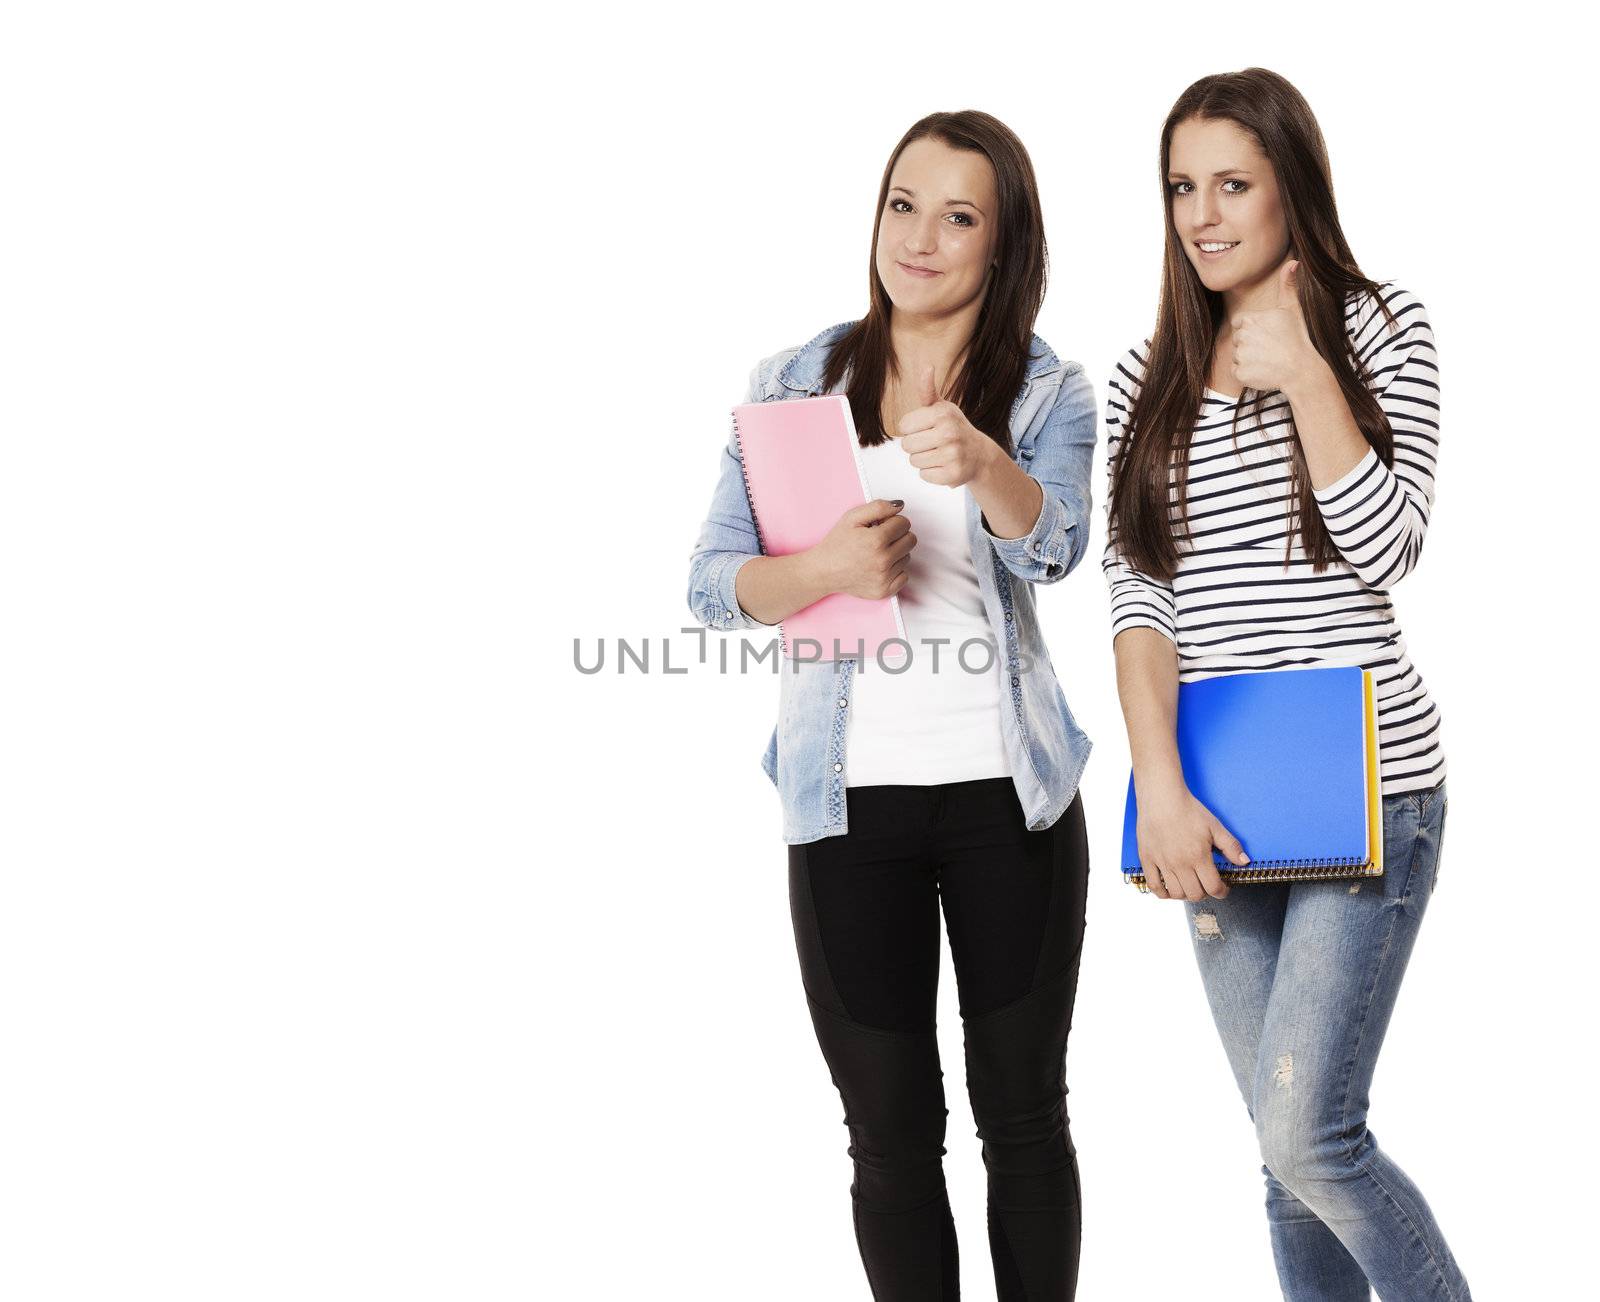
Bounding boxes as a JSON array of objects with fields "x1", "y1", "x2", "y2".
[{"x1": 843, "y1": 435, "x2": 1011, "y2": 788}]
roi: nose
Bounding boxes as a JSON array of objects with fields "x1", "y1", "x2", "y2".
[
  {"x1": 905, "y1": 212, "x2": 939, "y2": 256},
  {"x1": 1190, "y1": 189, "x2": 1221, "y2": 230}
]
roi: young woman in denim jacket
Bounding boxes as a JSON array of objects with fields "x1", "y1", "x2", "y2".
[
  {"x1": 688, "y1": 111, "x2": 1097, "y2": 1299},
  {"x1": 1104, "y1": 69, "x2": 1472, "y2": 1300}
]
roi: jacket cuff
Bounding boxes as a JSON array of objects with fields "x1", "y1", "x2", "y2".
[
  {"x1": 982, "y1": 487, "x2": 1069, "y2": 582},
  {"x1": 707, "y1": 552, "x2": 772, "y2": 630}
]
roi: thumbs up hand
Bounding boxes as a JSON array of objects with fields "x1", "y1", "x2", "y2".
[
  {"x1": 894, "y1": 364, "x2": 1001, "y2": 489},
  {"x1": 1229, "y1": 259, "x2": 1323, "y2": 396}
]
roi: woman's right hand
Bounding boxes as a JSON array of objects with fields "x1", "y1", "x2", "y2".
[
  {"x1": 809, "y1": 499, "x2": 917, "y2": 600},
  {"x1": 1135, "y1": 781, "x2": 1250, "y2": 901}
]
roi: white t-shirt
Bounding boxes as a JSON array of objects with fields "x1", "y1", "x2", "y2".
[{"x1": 843, "y1": 435, "x2": 1011, "y2": 788}]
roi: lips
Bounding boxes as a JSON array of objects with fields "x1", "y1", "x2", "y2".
[
  {"x1": 897, "y1": 261, "x2": 942, "y2": 278},
  {"x1": 1195, "y1": 240, "x2": 1239, "y2": 259}
]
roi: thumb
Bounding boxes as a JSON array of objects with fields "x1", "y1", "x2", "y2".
[
  {"x1": 851, "y1": 497, "x2": 905, "y2": 528},
  {"x1": 919, "y1": 364, "x2": 939, "y2": 409},
  {"x1": 1278, "y1": 259, "x2": 1302, "y2": 311},
  {"x1": 1211, "y1": 819, "x2": 1251, "y2": 866}
]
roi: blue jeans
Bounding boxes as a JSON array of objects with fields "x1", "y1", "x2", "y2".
[{"x1": 1184, "y1": 780, "x2": 1471, "y2": 1301}]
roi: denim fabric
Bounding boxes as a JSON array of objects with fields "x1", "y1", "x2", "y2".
[
  {"x1": 687, "y1": 322, "x2": 1098, "y2": 844},
  {"x1": 1184, "y1": 780, "x2": 1471, "y2": 1301}
]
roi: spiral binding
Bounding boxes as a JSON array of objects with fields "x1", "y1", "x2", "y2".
[
  {"x1": 731, "y1": 407, "x2": 769, "y2": 557},
  {"x1": 1125, "y1": 859, "x2": 1383, "y2": 892},
  {"x1": 731, "y1": 407, "x2": 785, "y2": 657}
]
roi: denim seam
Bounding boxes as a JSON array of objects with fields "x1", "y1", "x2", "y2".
[{"x1": 1335, "y1": 826, "x2": 1462, "y2": 1302}]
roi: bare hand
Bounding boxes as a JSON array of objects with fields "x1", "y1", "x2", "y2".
[
  {"x1": 1229, "y1": 260, "x2": 1322, "y2": 395},
  {"x1": 893, "y1": 366, "x2": 1000, "y2": 489},
  {"x1": 1136, "y1": 783, "x2": 1250, "y2": 901},
  {"x1": 809, "y1": 499, "x2": 916, "y2": 600}
]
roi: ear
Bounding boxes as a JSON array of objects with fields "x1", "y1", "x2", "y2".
[{"x1": 919, "y1": 364, "x2": 939, "y2": 408}]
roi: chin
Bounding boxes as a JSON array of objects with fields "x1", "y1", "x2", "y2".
[
  {"x1": 888, "y1": 286, "x2": 950, "y2": 316},
  {"x1": 1191, "y1": 262, "x2": 1249, "y2": 296}
]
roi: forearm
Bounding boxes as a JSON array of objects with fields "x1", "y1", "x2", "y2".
[
  {"x1": 733, "y1": 550, "x2": 837, "y2": 627},
  {"x1": 969, "y1": 442, "x2": 1045, "y2": 540},
  {"x1": 1287, "y1": 352, "x2": 1432, "y2": 588},
  {"x1": 1284, "y1": 359, "x2": 1372, "y2": 490},
  {"x1": 1113, "y1": 628, "x2": 1186, "y2": 800}
]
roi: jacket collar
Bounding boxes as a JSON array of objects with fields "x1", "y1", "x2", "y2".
[{"x1": 776, "y1": 319, "x2": 1063, "y2": 396}]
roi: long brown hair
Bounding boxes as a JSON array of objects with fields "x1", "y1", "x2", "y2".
[
  {"x1": 1109, "y1": 68, "x2": 1397, "y2": 579},
  {"x1": 821, "y1": 110, "x2": 1048, "y2": 451}
]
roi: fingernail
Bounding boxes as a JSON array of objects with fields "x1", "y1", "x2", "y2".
[
  {"x1": 1239, "y1": 854, "x2": 1250, "y2": 864},
  {"x1": 890, "y1": 499, "x2": 904, "y2": 507}
]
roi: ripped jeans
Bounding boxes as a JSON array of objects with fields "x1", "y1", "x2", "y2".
[{"x1": 1185, "y1": 779, "x2": 1472, "y2": 1301}]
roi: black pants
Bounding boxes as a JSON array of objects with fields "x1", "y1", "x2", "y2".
[{"x1": 787, "y1": 778, "x2": 1091, "y2": 1301}]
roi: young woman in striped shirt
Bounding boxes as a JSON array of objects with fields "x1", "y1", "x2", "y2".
[{"x1": 1104, "y1": 69, "x2": 1473, "y2": 1300}]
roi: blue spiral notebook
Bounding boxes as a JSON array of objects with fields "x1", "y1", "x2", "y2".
[{"x1": 1121, "y1": 666, "x2": 1384, "y2": 890}]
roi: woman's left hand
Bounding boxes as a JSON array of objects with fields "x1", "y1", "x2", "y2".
[
  {"x1": 1230, "y1": 260, "x2": 1326, "y2": 395},
  {"x1": 894, "y1": 367, "x2": 1001, "y2": 488}
]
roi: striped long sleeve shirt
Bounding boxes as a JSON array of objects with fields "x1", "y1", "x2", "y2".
[{"x1": 1103, "y1": 284, "x2": 1445, "y2": 796}]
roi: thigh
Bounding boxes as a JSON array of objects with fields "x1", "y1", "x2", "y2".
[
  {"x1": 1254, "y1": 783, "x2": 1447, "y2": 1120},
  {"x1": 787, "y1": 784, "x2": 940, "y2": 1033},
  {"x1": 1183, "y1": 883, "x2": 1291, "y2": 1114},
  {"x1": 937, "y1": 781, "x2": 1090, "y2": 1019}
]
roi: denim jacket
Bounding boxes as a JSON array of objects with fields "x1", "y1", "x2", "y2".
[{"x1": 687, "y1": 321, "x2": 1098, "y2": 844}]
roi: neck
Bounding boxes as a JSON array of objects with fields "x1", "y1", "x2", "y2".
[
  {"x1": 1222, "y1": 258, "x2": 1291, "y2": 318},
  {"x1": 888, "y1": 303, "x2": 981, "y2": 394}
]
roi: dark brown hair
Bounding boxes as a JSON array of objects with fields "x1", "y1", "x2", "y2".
[
  {"x1": 821, "y1": 110, "x2": 1048, "y2": 451},
  {"x1": 1109, "y1": 67, "x2": 1397, "y2": 579}
]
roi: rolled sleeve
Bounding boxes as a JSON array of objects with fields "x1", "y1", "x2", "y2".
[
  {"x1": 982, "y1": 485, "x2": 1073, "y2": 582},
  {"x1": 1313, "y1": 288, "x2": 1440, "y2": 591},
  {"x1": 686, "y1": 364, "x2": 778, "y2": 631},
  {"x1": 703, "y1": 550, "x2": 771, "y2": 631},
  {"x1": 983, "y1": 363, "x2": 1098, "y2": 585},
  {"x1": 1104, "y1": 556, "x2": 1178, "y2": 645}
]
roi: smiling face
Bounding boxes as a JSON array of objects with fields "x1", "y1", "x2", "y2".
[
  {"x1": 874, "y1": 135, "x2": 1000, "y2": 321},
  {"x1": 1167, "y1": 115, "x2": 1291, "y2": 303}
]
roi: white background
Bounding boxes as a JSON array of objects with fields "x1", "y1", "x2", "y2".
[{"x1": 2, "y1": 2, "x2": 1593, "y2": 1298}]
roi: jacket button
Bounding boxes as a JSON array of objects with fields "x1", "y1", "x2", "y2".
[
  {"x1": 833, "y1": 762, "x2": 843, "y2": 772},
  {"x1": 1011, "y1": 676, "x2": 1020, "y2": 688},
  {"x1": 1004, "y1": 610, "x2": 1013, "y2": 621},
  {"x1": 837, "y1": 698, "x2": 848, "y2": 708}
]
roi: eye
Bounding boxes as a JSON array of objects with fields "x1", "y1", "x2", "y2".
[
  {"x1": 1222, "y1": 179, "x2": 1249, "y2": 194},
  {"x1": 1168, "y1": 181, "x2": 1193, "y2": 196},
  {"x1": 889, "y1": 198, "x2": 913, "y2": 214},
  {"x1": 946, "y1": 211, "x2": 974, "y2": 227}
]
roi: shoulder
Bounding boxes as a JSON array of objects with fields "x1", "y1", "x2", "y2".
[
  {"x1": 1345, "y1": 283, "x2": 1432, "y2": 358},
  {"x1": 1107, "y1": 339, "x2": 1152, "y2": 400},
  {"x1": 1023, "y1": 333, "x2": 1089, "y2": 401},
  {"x1": 748, "y1": 320, "x2": 857, "y2": 399}
]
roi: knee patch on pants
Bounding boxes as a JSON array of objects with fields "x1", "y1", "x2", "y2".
[
  {"x1": 961, "y1": 961, "x2": 1080, "y2": 1174},
  {"x1": 804, "y1": 995, "x2": 950, "y2": 1214}
]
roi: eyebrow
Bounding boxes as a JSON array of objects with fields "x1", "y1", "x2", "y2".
[
  {"x1": 889, "y1": 185, "x2": 986, "y2": 215},
  {"x1": 1166, "y1": 169, "x2": 1254, "y2": 180}
]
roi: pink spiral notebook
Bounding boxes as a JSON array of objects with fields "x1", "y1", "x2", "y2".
[{"x1": 731, "y1": 396, "x2": 909, "y2": 662}]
